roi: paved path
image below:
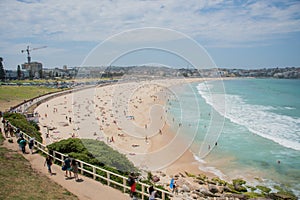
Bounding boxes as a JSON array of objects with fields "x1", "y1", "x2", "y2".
[{"x1": 1, "y1": 121, "x2": 129, "y2": 200}]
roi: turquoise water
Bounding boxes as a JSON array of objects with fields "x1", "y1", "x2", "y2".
[{"x1": 167, "y1": 79, "x2": 300, "y2": 196}]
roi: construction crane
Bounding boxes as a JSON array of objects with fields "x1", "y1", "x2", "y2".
[{"x1": 21, "y1": 45, "x2": 47, "y2": 64}]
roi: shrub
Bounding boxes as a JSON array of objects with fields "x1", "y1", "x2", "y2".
[
  {"x1": 3, "y1": 112, "x2": 42, "y2": 142},
  {"x1": 47, "y1": 138, "x2": 137, "y2": 174}
]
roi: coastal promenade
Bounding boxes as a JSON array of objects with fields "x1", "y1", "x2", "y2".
[
  {"x1": 0, "y1": 84, "x2": 131, "y2": 199},
  {"x1": 1, "y1": 118, "x2": 129, "y2": 200}
]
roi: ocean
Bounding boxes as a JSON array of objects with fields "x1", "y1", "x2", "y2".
[{"x1": 167, "y1": 78, "x2": 300, "y2": 196}]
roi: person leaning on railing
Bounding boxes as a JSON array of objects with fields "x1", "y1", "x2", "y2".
[{"x1": 127, "y1": 172, "x2": 137, "y2": 199}]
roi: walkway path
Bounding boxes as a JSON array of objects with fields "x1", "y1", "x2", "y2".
[{"x1": 1, "y1": 122, "x2": 129, "y2": 200}]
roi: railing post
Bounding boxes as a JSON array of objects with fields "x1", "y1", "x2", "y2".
[
  {"x1": 123, "y1": 178, "x2": 126, "y2": 193},
  {"x1": 53, "y1": 151, "x2": 56, "y2": 163},
  {"x1": 107, "y1": 172, "x2": 110, "y2": 186},
  {"x1": 93, "y1": 167, "x2": 96, "y2": 180},
  {"x1": 80, "y1": 162, "x2": 84, "y2": 175},
  {"x1": 162, "y1": 191, "x2": 165, "y2": 200},
  {"x1": 141, "y1": 184, "x2": 145, "y2": 200}
]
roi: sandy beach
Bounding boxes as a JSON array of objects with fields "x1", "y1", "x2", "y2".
[{"x1": 35, "y1": 78, "x2": 214, "y2": 178}]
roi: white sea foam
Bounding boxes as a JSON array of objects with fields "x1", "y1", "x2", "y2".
[
  {"x1": 193, "y1": 153, "x2": 206, "y2": 164},
  {"x1": 284, "y1": 106, "x2": 295, "y2": 110},
  {"x1": 193, "y1": 153, "x2": 228, "y2": 179},
  {"x1": 197, "y1": 83, "x2": 300, "y2": 151}
]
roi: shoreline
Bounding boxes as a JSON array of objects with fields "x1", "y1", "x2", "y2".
[
  {"x1": 31, "y1": 77, "x2": 300, "y2": 198},
  {"x1": 35, "y1": 78, "x2": 213, "y2": 175}
]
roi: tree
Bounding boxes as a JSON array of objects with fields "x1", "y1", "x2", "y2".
[
  {"x1": 0, "y1": 57, "x2": 6, "y2": 81},
  {"x1": 17, "y1": 65, "x2": 22, "y2": 80}
]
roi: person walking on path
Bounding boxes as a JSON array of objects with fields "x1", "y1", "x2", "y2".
[
  {"x1": 19, "y1": 137, "x2": 27, "y2": 154},
  {"x1": 29, "y1": 137, "x2": 35, "y2": 154},
  {"x1": 17, "y1": 136, "x2": 22, "y2": 150},
  {"x1": 71, "y1": 159, "x2": 79, "y2": 181},
  {"x1": 62, "y1": 155, "x2": 72, "y2": 178},
  {"x1": 44, "y1": 155, "x2": 53, "y2": 175}
]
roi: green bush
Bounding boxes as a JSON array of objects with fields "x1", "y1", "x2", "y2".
[
  {"x1": 29, "y1": 120, "x2": 40, "y2": 131},
  {"x1": 3, "y1": 112, "x2": 42, "y2": 142},
  {"x1": 47, "y1": 138, "x2": 137, "y2": 174}
]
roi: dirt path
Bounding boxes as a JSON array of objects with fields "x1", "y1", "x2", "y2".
[{"x1": 1, "y1": 121, "x2": 129, "y2": 200}]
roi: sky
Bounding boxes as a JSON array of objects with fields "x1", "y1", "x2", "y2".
[{"x1": 0, "y1": 0, "x2": 300, "y2": 70}]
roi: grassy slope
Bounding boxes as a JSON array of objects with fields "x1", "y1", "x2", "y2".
[
  {"x1": 0, "y1": 86, "x2": 61, "y2": 111},
  {"x1": 0, "y1": 85, "x2": 77, "y2": 199},
  {"x1": 0, "y1": 135, "x2": 78, "y2": 200}
]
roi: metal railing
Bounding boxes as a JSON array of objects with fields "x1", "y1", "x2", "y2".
[{"x1": 6, "y1": 123, "x2": 173, "y2": 200}]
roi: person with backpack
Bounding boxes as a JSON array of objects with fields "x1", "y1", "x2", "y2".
[
  {"x1": 62, "y1": 155, "x2": 72, "y2": 178},
  {"x1": 19, "y1": 137, "x2": 27, "y2": 154}
]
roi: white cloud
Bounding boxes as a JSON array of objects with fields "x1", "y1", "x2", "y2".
[
  {"x1": 1, "y1": 0, "x2": 299, "y2": 45},
  {"x1": 0, "y1": 0, "x2": 300, "y2": 68}
]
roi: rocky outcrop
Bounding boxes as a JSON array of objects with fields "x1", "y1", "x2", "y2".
[{"x1": 150, "y1": 171, "x2": 297, "y2": 200}]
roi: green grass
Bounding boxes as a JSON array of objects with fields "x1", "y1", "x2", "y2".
[
  {"x1": 0, "y1": 85, "x2": 78, "y2": 199},
  {"x1": 0, "y1": 86, "x2": 62, "y2": 111},
  {"x1": 0, "y1": 134, "x2": 78, "y2": 200},
  {"x1": 0, "y1": 85, "x2": 61, "y2": 102}
]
